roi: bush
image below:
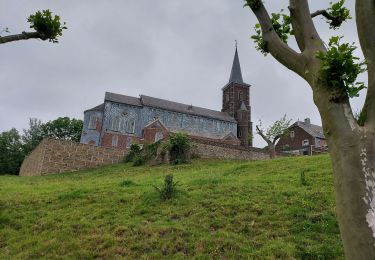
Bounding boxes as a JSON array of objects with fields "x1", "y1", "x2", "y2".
[
  {"x1": 154, "y1": 174, "x2": 178, "y2": 201},
  {"x1": 124, "y1": 144, "x2": 142, "y2": 163},
  {"x1": 133, "y1": 154, "x2": 147, "y2": 167},
  {"x1": 163, "y1": 133, "x2": 191, "y2": 165}
]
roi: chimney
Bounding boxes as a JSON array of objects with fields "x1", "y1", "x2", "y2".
[
  {"x1": 304, "y1": 118, "x2": 311, "y2": 125},
  {"x1": 188, "y1": 104, "x2": 193, "y2": 110}
]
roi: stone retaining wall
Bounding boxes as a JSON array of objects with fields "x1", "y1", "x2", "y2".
[
  {"x1": 190, "y1": 137, "x2": 269, "y2": 160},
  {"x1": 19, "y1": 139, "x2": 126, "y2": 176}
]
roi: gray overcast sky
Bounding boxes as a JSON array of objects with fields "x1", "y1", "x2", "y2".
[{"x1": 0, "y1": 0, "x2": 363, "y2": 147}]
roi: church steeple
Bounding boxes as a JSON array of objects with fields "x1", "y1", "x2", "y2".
[
  {"x1": 228, "y1": 45, "x2": 244, "y2": 84},
  {"x1": 222, "y1": 43, "x2": 252, "y2": 147}
]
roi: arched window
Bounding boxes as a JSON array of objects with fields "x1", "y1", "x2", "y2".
[
  {"x1": 112, "y1": 135, "x2": 118, "y2": 147},
  {"x1": 155, "y1": 132, "x2": 164, "y2": 142},
  {"x1": 88, "y1": 115, "x2": 96, "y2": 130},
  {"x1": 111, "y1": 117, "x2": 120, "y2": 132},
  {"x1": 126, "y1": 137, "x2": 132, "y2": 148},
  {"x1": 127, "y1": 118, "x2": 135, "y2": 134}
]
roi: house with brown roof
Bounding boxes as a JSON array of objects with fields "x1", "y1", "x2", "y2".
[{"x1": 275, "y1": 118, "x2": 328, "y2": 155}]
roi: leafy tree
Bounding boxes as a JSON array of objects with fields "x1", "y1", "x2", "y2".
[
  {"x1": 256, "y1": 115, "x2": 291, "y2": 159},
  {"x1": 0, "y1": 129, "x2": 25, "y2": 175},
  {"x1": 41, "y1": 117, "x2": 83, "y2": 142},
  {"x1": 245, "y1": 0, "x2": 375, "y2": 257},
  {"x1": 0, "y1": 9, "x2": 66, "y2": 44},
  {"x1": 22, "y1": 118, "x2": 44, "y2": 154}
]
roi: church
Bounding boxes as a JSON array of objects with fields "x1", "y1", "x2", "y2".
[{"x1": 80, "y1": 47, "x2": 253, "y2": 149}]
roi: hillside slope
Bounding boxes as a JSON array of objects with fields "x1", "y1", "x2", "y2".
[{"x1": 0, "y1": 155, "x2": 343, "y2": 259}]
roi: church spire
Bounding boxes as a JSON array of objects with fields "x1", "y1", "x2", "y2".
[{"x1": 228, "y1": 43, "x2": 244, "y2": 84}]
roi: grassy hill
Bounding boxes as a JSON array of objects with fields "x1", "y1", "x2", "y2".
[{"x1": 0, "y1": 155, "x2": 344, "y2": 259}]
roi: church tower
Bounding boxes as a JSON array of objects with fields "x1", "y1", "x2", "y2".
[{"x1": 222, "y1": 46, "x2": 252, "y2": 147}]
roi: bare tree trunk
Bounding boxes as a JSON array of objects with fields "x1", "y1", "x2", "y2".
[
  {"x1": 268, "y1": 143, "x2": 276, "y2": 159},
  {"x1": 328, "y1": 131, "x2": 375, "y2": 259}
]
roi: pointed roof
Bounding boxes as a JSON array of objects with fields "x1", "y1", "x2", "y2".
[{"x1": 229, "y1": 47, "x2": 244, "y2": 84}]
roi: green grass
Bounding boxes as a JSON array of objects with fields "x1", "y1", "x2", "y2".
[{"x1": 0, "y1": 155, "x2": 343, "y2": 259}]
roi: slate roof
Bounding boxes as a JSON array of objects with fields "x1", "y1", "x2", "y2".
[
  {"x1": 105, "y1": 92, "x2": 142, "y2": 106},
  {"x1": 87, "y1": 92, "x2": 235, "y2": 122},
  {"x1": 140, "y1": 95, "x2": 236, "y2": 122},
  {"x1": 229, "y1": 47, "x2": 244, "y2": 84},
  {"x1": 293, "y1": 121, "x2": 325, "y2": 139},
  {"x1": 84, "y1": 103, "x2": 104, "y2": 112}
]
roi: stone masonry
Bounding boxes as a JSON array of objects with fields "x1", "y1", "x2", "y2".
[{"x1": 19, "y1": 139, "x2": 126, "y2": 176}]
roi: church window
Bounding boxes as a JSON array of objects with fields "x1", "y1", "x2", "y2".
[
  {"x1": 111, "y1": 117, "x2": 120, "y2": 132},
  {"x1": 127, "y1": 118, "x2": 135, "y2": 134},
  {"x1": 226, "y1": 94, "x2": 229, "y2": 102},
  {"x1": 112, "y1": 135, "x2": 118, "y2": 147},
  {"x1": 88, "y1": 115, "x2": 96, "y2": 130},
  {"x1": 126, "y1": 137, "x2": 132, "y2": 148},
  {"x1": 238, "y1": 91, "x2": 243, "y2": 101},
  {"x1": 155, "y1": 132, "x2": 164, "y2": 142},
  {"x1": 238, "y1": 129, "x2": 242, "y2": 137}
]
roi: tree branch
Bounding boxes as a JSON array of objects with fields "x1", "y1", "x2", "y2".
[
  {"x1": 311, "y1": 9, "x2": 334, "y2": 20},
  {"x1": 256, "y1": 125, "x2": 272, "y2": 145},
  {"x1": 251, "y1": 3, "x2": 305, "y2": 77},
  {"x1": 289, "y1": 0, "x2": 325, "y2": 53},
  {"x1": 0, "y1": 31, "x2": 45, "y2": 44}
]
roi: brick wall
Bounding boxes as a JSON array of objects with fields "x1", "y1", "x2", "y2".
[{"x1": 19, "y1": 139, "x2": 126, "y2": 176}]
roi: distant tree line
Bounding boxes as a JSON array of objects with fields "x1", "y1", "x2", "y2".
[{"x1": 0, "y1": 117, "x2": 82, "y2": 175}]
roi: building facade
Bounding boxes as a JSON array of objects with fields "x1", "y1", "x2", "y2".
[
  {"x1": 275, "y1": 118, "x2": 328, "y2": 155},
  {"x1": 80, "y1": 47, "x2": 253, "y2": 149}
]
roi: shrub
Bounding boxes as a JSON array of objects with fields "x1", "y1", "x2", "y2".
[
  {"x1": 154, "y1": 174, "x2": 178, "y2": 201},
  {"x1": 163, "y1": 133, "x2": 191, "y2": 165},
  {"x1": 133, "y1": 154, "x2": 147, "y2": 167},
  {"x1": 124, "y1": 144, "x2": 142, "y2": 163}
]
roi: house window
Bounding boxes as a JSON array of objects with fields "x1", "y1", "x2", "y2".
[
  {"x1": 302, "y1": 139, "x2": 309, "y2": 146},
  {"x1": 290, "y1": 131, "x2": 295, "y2": 138},
  {"x1": 127, "y1": 118, "x2": 135, "y2": 134},
  {"x1": 112, "y1": 135, "x2": 118, "y2": 147},
  {"x1": 88, "y1": 115, "x2": 96, "y2": 130},
  {"x1": 126, "y1": 137, "x2": 132, "y2": 148},
  {"x1": 111, "y1": 117, "x2": 120, "y2": 132},
  {"x1": 155, "y1": 132, "x2": 164, "y2": 142}
]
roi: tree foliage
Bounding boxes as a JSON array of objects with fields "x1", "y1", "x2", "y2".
[
  {"x1": 27, "y1": 10, "x2": 67, "y2": 43},
  {"x1": 257, "y1": 115, "x2": 292, "y2": 144},
  {"x1": 316, "y1": 36, "x2": 367, "y2": 100},
  {"x1": 0, "y1": 117, "x2": 82, "y2": 175},
  {"x1": 163, "y1": 133, "x2": 192, "y2": 165},
  {"x1": 0, "y1": 129, "x2": 25, "y2": 175},
  {"x1": 251, "y1": 10, "x2": 292, "y2": 55}
]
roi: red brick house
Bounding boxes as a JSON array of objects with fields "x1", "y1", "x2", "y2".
[{"x1": 275, "y1": 118, "x2": 328, "y2": 155}]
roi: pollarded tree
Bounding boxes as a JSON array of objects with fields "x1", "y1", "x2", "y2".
[
  {"x1": 245, "y1": 0, "x2": 375, "y2": 258},
  {"x1": 256, "y1": 115, "x2": 291, "y2": 159},
  {"x1": 0, "y1": 9, "x2": 66, "y2": 44}
]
